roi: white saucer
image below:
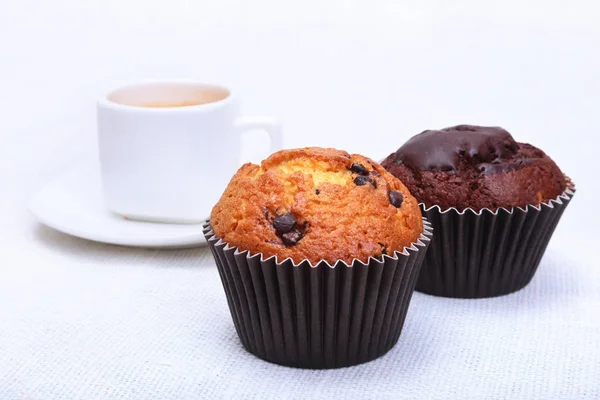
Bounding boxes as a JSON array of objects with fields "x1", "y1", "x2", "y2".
[{"x1": 29, "y1": 164, "x2": 208, "y2": 248}]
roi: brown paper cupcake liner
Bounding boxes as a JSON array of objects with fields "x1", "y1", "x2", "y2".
[
  {"x1": 203, "y1": 219, "x2": 433, "y2": 369},
  {"x1": 416, "y1": 185, "x2": 575, "y2": 299}
]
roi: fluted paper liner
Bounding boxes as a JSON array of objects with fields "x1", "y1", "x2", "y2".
[
  {"x1": 203, "y1": 219, "x2": 432, "y2": 369},
  {"x1": 416, "y1": 186, "x2": 575, "y2": 298}
]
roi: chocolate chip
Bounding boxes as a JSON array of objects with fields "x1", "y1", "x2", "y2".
[
  {"x1": 378, "y1": 242, "x2": 388, "y2": 255},
  {"x1": 388, "y1": 190, "x2": 404, "y2": 208},
  {"x1": 281, "y1": 228, "x2": 304, "y2": 245},
  {"x1": 273, "y1": 213, "x2": 296, "y2": 234},
  {"x1": 354, "y1": 176, "x2": 373, "y2": 186},
  {"x1": 349, "y1": 162, "x2": 369, "y2": 176},
  {"x1": 371, "y1": 170, "x2": 381, "y2": 177},
  {"x1": 315, "y1": 189, "x2": 320, "y2": 195},
  {"x1": 273, "y1": 215, "x2": 308, "y2": 246}
]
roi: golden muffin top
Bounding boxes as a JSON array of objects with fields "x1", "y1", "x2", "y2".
[{"x1": 210, "y1": 147, "x2": 423, "y2": 265}]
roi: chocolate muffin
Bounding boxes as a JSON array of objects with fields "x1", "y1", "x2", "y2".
[
  {"x1": 381, "y1": 125, "x2": 567, "y2": 211},
  {"x1": 211, "y1": 147, "x2": 423, "y2": 265},
  {"x1": 382, "y1": 125, "x2": 574, "y2": 298},
  {"x1": 205, "y1": 147, "x2": 432, "y2": 368}
]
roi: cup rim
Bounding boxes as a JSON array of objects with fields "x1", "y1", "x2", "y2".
[{"x1": 97, "y1": 80, "x2": 234, "y2": 112}]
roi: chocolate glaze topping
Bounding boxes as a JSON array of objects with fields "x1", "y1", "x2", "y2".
[
  {"x1": 382, "y1": 124, "x2": 567, "y2": 211},
  {"x1": 392, "y1": 125, "x2": 537, "y2": 174}
]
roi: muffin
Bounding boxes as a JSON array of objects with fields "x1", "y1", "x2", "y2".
[
  {"x1": 204, "y1": 147, "x2": 432, "y2": 368},
  {"x1": 211, "y1": 147, "x2": 423, "y2": 264},
  {"x1": 382, "y1": 125, "x2": 567, "y2": 211},
  {"x1": 382, "y1": 125, "x2": 574, "y2": 298}
]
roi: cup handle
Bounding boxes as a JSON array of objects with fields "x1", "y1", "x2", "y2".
[{"x1": 235, "y1": 117, "x2": 284, "y2": 155}]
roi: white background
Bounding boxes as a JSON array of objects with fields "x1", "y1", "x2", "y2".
[{"x1": 1, "y1": 0, "x2": 599, "y2": 399}]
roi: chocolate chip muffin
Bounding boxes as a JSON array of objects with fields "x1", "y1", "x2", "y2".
[
  {"x1": 205, "y1": 147, "x2": 432, "y2": 368},
  {"x1": 381, "y1": 125, "x2": 567, "y2": 211},
  {"x1": 211, "y1": 147, "x2": 423, "y2": 265}
]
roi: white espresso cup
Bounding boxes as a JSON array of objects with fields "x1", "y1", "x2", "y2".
[{"x1": 97, "y1": 81, "x2": 282, "y2": 223}]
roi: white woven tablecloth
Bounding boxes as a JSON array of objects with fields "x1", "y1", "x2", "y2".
[{"x1": 1, "y1": 0, "x2": 599, "y2": 397}]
